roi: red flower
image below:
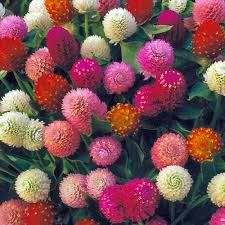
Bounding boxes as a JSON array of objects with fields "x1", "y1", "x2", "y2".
[{"x1": 74, "y1": 218, "x2": 99, "y2": 225}]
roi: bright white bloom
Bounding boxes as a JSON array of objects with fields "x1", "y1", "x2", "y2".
[
  {"x1": 103, "y1": 8, "x2": 137, "y2": 44},
  {"x1": 15, "y1": 169, "x2": 51, "y2": 203},
  {"x1": 156, "y1": 165, "x2": 193, "y2": 202},
  {"x1": 0, "y1": 3, "x2": 5, "y2": 19},
  {"x1": 72, "y1": 0, "x2": 99, "y2": 14},
  {"x1": 169, "y1": 0, "x2": 188, "y2": 14},
  {"x1": 29, "y1": 0, "x2": 49, "y2": 15}
]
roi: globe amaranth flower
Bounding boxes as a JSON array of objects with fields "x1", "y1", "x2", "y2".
[
  {"x1": 72, "y1": 0, "x2": 99, "y2": 14},
  {"x1": 0, "y1": 3, "x2": 5, "y2": 19},
  {"x1": 0, "y1": 199, "x2": 27, "y2": 225},
  {"x1": 81, "y1": 35, "x2": 111, "y2": 62},
  {"x1": 0, "y1": 16, "x2": 28, "y2": 40},
  {"x1": 137, "y1": 39, "x2": 174, "y2": 79},
  {"x1": 193, "y1": 21, "x2": 225, "y2": 58},
  {"x1": 168, "y1": 0, "x2": 187, "y2": 14},
  {"x1": 151, "y1": 133, "x2": 189, "y2": 170},
  {"x1": 186, "y1": 128, "x2": 223, "y2": 163},
  {"x1": 0, "y1": 37, "x2": 26, "y2": 71},
  {"x1": 147, "y1": 216, "x2": 168, "y2": 225},
  {"x1": 87, "y1": 168, "x2": 117, "y2": 200},
  {"x1": 59, "y1": 174, "x2": 87, "y2": 208},
  {"x1": 103, "y1": 62, "x2": 135, "y2": 94},
  {"x1": 75, "y1": 218, "x2": 99, "y2": 225},
  {"x1": 70, "y1": 58, "x2": 103, "y2": 91},
  {"x1": 44, "y1": 120, "x2": 80, "y2": 158},
  {"x1": 126, "y1": 0, "x2": 154, "y2": 25},
  {"x1": 107, "y1": 103, "x2": 140, "y2": 137},
  {"x1": 209, "y1": 208, "x2": 225, "y2": 225},
  {"x1": 89, "y1": 136, "x2": 122, "y2": 166},
  {"x1": 23, "y1": 202, "x2": 55, "y2": 225},
  {"x1": 98, "y1": 0, "x2": 120, "y2": 15},
  {"x1": 156, "y1": 165, "x2": 193, "y2": 202},
  {"x1": 103, "y1": 8, "x2": 137, "y2": 44},
  {"x1": 193, "y1": 0, "x2": 225, "y2": 24},
  {"x1": 0, "y1": 112, "x2": 29, "y2": 148},
  {"x1": 25, "y1": 47, "x2": 55, "y2": 81},
  {"x1": 15, "y1": 168, "x2": 51, "y2": 203},
  {"x1": 46, "y1": 26, "x2": 80, "y2": 69},
  {"x1": 35, "y1": 73, "x2": 71, "y2": 112}
]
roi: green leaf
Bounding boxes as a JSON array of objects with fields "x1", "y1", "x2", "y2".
[
  {"x1": 0, "y1": 71, "x2": 7, "y2": 80},
  {"x1": 181, "y1": 0, "x2": 194, "y2": 17},
  {"x1": 142, "y1": 24, "x2": 173, "y2": 38},
  {"x1": 176, "y1": 103, "x2": 203, "y2": 120},
  {"x1": 91, "y1": 116, "x2": 112, "y2": 134}
]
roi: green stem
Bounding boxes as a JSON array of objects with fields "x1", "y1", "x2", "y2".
[
  {"x1": 0, "y1": 166, "x2": 16, "y2": 177},
  {"x1": 0, "y1": 152, "x2": 21, "y2": 173},
  {"x1": 46, "y1": 151, "x2": 55, "y2": 164},
  {"x1": 36, "y1": 152, "x2": 44, "y2": 167},
  {"x1": 210, "y1": 94, "x2": 222, "y2": 128},
  {"x1": 1, "y1": 78, "x2": 11, "y2": 91},
  {"x1": 0, "y1": 174, "x2": 13, "y2": 183},
  {"x1": 14, "y1": 71, "x2": 26, "y2": 92},
  {"x1": 84, "y1": 13, "x2": 89, "y2": 38},
  {"x1": 170, "y1": 202, "x2": 175, "y2": 223}
]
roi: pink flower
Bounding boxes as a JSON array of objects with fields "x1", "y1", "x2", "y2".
[
  {"x1": 209, "y1": 208, "x2": 225, "y2": 225},
  {"x1": 98, "y1": 0, "x2": 120, "y2": 14},
  {"x1": 147, "y1": 216, "x2": 168, "y2": 225}
]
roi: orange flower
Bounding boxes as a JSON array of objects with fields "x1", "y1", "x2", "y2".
[{"x1": 75, "y1": 218, "x2": 99, "y2": 225}]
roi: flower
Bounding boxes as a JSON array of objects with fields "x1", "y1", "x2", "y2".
[
  {"x1": 193, "y1": 0, "x2": 225, "y2": 24},
  {"x1": 46, "y1": 26, "x2": 80, "y2": 69},
  {"x1": 193, "y1": 21, "x2": 225, "y2": 58},
  {"x1": 0, "y1": 3, "x2": 5, "y2": 19},
  {"x1": 0, "y1": 199, "x2": 27, "y2": 225},
  {"x1": 15, "y1": 168, "x2": 51, "y2": 203},
  {"x1": 0, "y1": 37, "x2": 26, "y2": 71},
  {"x1": 103, "y1": 8, "x2": 137, "y2": 44},
  {"x1": 59, "y1": 174, "x2": 87, "y2": 208},
  {"x1": 72, "y1": 0, "x2": 99, "y2": 14},
  {"x1": 0, "y1": 112, "x2": 29, "y2": 147},
  {"x1": 137, "y1": 39, "x2": 174, "y2": 79},
  {"x1": 0, "y1": 16, "x2": 27, "y2": 40},
  {"x1": 207, "y1": 173, "x2": 225, "y2": 207},
  {"x1": 44, "y1": 120, "x2": 80, "y2": 158},
  {"x1": 151, "y1": 133, "x2": 189, "y2": 170},
  {"x1": 28, "y1": 0, "x2": 49, "y2": 14},
  {"x1": 35, "y1": 73, "x2": 71, "y2": 112},
  {"x1": 45, "y1": 0, "x2": 75, "y2": 25},
  {"x1": 186, "y1": 128, "x2": 223, "y2": 163},
  {"x1": 209, "y1": 208, "x2": 225, "y2": 225},
  {"x1": 168, "y1": 0, "x2": 187, "y2": 14},
  {"x1": 70, "y1": 58, "x2": 103, "y2": 90},
  {"x1": 87, "y1": 168, "x2": 117, "y2": 199},
  {"x1": 107, "y1": 103, "x2": 140, "y2": 137},
  {"x1": 98, "y1": 0, "x2": 120, "y2": 15},
  {"x1": 25, "y1": 47, "x2": 55, "y2": 81},
  {"x1": 147, "y1": 216, "x2": 168, "y2": 225},
  {"x1": 103, "y1": 62, "x2": 135, "y2": 94},
  {"x1": 81, "y1": 35, "x2": 111, "y2": 62},
  {"x1": 126, "y1": 0, "x2": 154, "y2": 25},
  {"x1": 156, "y1": 165, "x2": 193, "y2": 202},
  {"x1": 75, "y1": 219, "x2": 99, "y2": 225},
  {"x1": 23, "y1": 202, "x2": 55, "y2": 225},
  {"x1": 89, "y1": 136, "x2": 122, "y2": 166}
]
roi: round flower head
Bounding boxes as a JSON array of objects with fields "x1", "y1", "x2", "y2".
[
  {"x1": 23, "y1": 202, "x2": 55, "y2": 225},
  {"x1": 0, "y1": 199, "x2": 27, "y2": 225},
  {"x1": 89, "y1": 136, "x2": 122, "y2": 166},
  {"x1": 103, "y1": 8, "x2": 137, "y2": 44},
  {"x1": 126, "y1": 0, "x2": 154, "y2": 25},
  {"x1": 147, "y1": 216, "x2": 168, "y2": 225},
  {"x1": 193, "y1": 0, "x2": 225, "y2": 24},
  {"x1": 186, "y1": 128, "x2": 223, "y2": 163},
  {"x1": 0, "y1": 3, "x2": 5, "y2": 19},
  {"x1": 103, "y1": 62, "x2": 135, "y2": 94},
  {"x1": 25, "y1": 47, "x2": 55, "y2": 81},
  {"x1": 29, "y1": 0, "x2": 49, "y2": 14},
  {"x1": 207, "y1": 173, "x2": 225, "y2": 207},
  {"x1": 81, "y1": 35, "x2": 111, "y2": 62},
  {"x1": 46, "y1": 27, "x2": 80, "y2": 69},
  {"x1": 151, "y1": 133, "x2": 189, "y2": 170},
  {"x1": 72, "y1": 0, "x2": 99, "y2": 14},
  {"x1": 0, "y1": 112, "x2": 29, "y2": 147},
  {"x1": 15, "y1": 168, "x2": 51, "y2": 203},
  {"x1": 193, "y1": 21, "x2": 225, "y2": 58},
  {"x1": 137, "y1": 39, "x2": 174, "y2": 79},
  {"x1": 98, "y1": 0, "x2": 120, "y2": 15},
  {"x1": 156, "y1": 165, "x2": 193, "y2": 202},
  {"x1": 0, "y1": 37, "x2": 26, "y2": 71},
  {"x1": 107, "y1": 103, "x2": 140, "y2": 137},
  {"x1": 75, "y1": 219, "x2": 99, "y2": 225},
  {"x1": 0, "y1": 16, "x2": 27, "y2": 40},
  {"x1": 209, "y1": 208, "x2": 225, "y2": 225},
  {"x1": 59, "y1": 174, "x2": 87, "y2": 208},
  {"x1": 70, "y1": 58, "x2": 103, "y2": 90},
  {"x1": 44, "y1": 120, "x2": 80, "y2": 158},
  {"x1": 35, "y1": 73, "x2": 71, "y2": 112},
  {"x1": 168, "y1": 0, "x2": 187, "y2": 14}
]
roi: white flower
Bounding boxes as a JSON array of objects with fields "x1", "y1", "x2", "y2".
[
  {"x1": 0, "y1": 3, "x2": 5, "y2": 19},
  {"x1": 29, "y1": 0, "x2": 49, "y2": 15},
  {"x1": 169, "y1": 0, "x2": 188, "y2": 14},
  {"x1": 72, "y1": 0, "x2": 99, "y2": 14}
]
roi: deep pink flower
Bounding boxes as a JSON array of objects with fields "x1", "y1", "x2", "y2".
[
  {"x1": 147, "y1": 216, "x2": 168, "y2": 225},
  {"x1": 98, "y1": 0, "x2": 120, "y2": 15},
  {"x1": 209, "y1": 208, "x2": 225, "y2": 225}
]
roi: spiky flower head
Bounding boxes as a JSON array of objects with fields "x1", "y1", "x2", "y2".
[
  {"x1": 15, "y1": 168, "x2": 51, "y2": 203},
  {"x1": 193, "y1": 0, "x2": 225, "y2": 24},
  {"x1": 89, "y1": 136, "x2": 122, "y2": 166},
  {"x1": 29, "y1": 0, "x2": 49, "y2": 14},
  {"x1": 103, "y1": 8, "x2": 137, "y2": 44},
  {"x1": 103, "y1": 62, "x2": 135, "y2": 94},
  {"x1": 0, "y1": 112, "x2": 29, "y2": 147},
  {"x1": 25, "y1": 47, "x2": 55, "y2": 81},
  {"x1": 151, "y1": 133, "x2": 189, "y2": 170},
  {"x1": 59, "y1": 174, "x2": 87, "y2": 208},
  {"x1": 137, "y1": 39, "x2": 174, "y2": 79},
  {"x1": 0, "y1": 3, "x2": 5, "y2": 19},
  {"x1": 168, "y1": 0, "x2": 187, "y2": 14},
  {"x1": 107, "y1": 103, "x2": 140, "y2": 137},
  {"x1": 75, "y1": 219, "x2": 99, "y2": 225},
  {"x1": 186, "y1": 128, "x2": 223, "y2": 163},
  {"x1": 23, "y1": 202, "x2": 55, "y2": 225},
  {"x1": 70, "y1": 58, "x2": 103, "y2": 90},
  {"x1": 44, "y1": 120, "x2": 80, "y2": 158},
  {"x1": 209, "y1": 208, "x2": 225, "y2": 225},
  {"x1": 147, "y1": 216, "x2": 168, "y2": 225},
  {"x1": 81, "y1": 35, "x2": 111, "y2": 62},
  {"x1": 72, "y1": 0, "x2": 99, "y2": 14},
  {"x1": 0, "y1": 199, "x2": 27, "y2": 225},
  {"x1": 35, "y1": 73, "x2": 71, "y2": 112},
  {"x1": 98, "y1": 0, "x2": 120, "y2": 15},
  {"x1": 193, "y1": 21, "x2": 225, "y2": 58}
]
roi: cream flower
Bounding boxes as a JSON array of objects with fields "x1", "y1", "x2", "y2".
[
  {"x1": 169, "y1": 0, "x2": 188, "y2": 14},
  {"x1": 72, "y1": 0, "x2": 99, "y2": 14}
]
